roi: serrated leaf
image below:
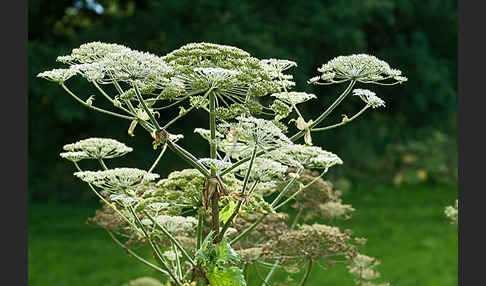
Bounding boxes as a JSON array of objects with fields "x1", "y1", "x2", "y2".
[
  {"x1": 219, "y1": 200, "x2": 236, "y2": 224},
  {"x1": 206, "y1": 266, "x2": 247, "y2": 286},
  {"x1": 195, "y1": 232, "x2": 215, "y2": 266},
  {"x1": 215, "y1": 237, "x2": 240, "y2": 265}
]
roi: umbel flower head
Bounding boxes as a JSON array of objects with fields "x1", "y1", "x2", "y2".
[
  {"x1": 56, "y1": 42, "x2": 132, "y2": 64},
  {"x1": 263, "y1": 223, "x2": 357, "y2": 263},
  {"x1": 163, "y1": 42, "x2": 297, "y2": 118},
  {"x1": 266, "y1": 144, "x2": 343, "y2": 170},
  {"x1": 37, "y1": 68, "x2": 76, "y2": 83},
  {"x1": 309, "y1": 54, "x2": 407, "y2": 85},
  {"x1": 271, "y1": 91, "x2": 316, "y2": 105},
  {"x1": 59, "y1": 151, "x2": 90, "y2": 163},
  {"x1": 63, "y1": 138, "x2": 133, "y2": 160},
  {"x1": 218, "y1": 116, "x2": 291, "y2": 149},
  {"x1": 234, "y1": 157, "x2": 288, "y2": 182},
  {"x1": 74, "y1": 168, "x2": 160, "y2": 191},
  {"x1": 352, "y1": 89, "x2": 385, "y2": 108},
  {"x1": 141, "y1": 214, "x2": 198, "y2": 234}
]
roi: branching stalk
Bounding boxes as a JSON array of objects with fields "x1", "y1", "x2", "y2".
[
  {"x1": 61, "y1": 83, "x2": 136, "y2": 120},
  {"x1": 311, "y1": 104, "x2": 370, "y2": 132}
]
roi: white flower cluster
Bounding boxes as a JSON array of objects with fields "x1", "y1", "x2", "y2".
[
  {"x1": 309, "y1": 54, "x2": 407, "y2": 85},
  {"x1": 147, "y1": 202, "x2": 170, "y2": 212},
  {"x1": 59, "y1": 151, "x2": 90, "y2": 162},
  {"x1": 41, "y1": 42, "x2": 176, "y2": 98},
  {"x1": 56, "y1": 42, "x2": 132, "y2": 64},
  {"x1": 348, "y1": 254, "x2": 382, "y2": 282},
  {"x1": 147, "y1": 214, "x2": 198, "y2": 233},
  {"x1": 110, "y1": 193, "x2": 138, "y2": 206},
  {"x1": 319, "y1": 201, "x2": 355, "y2": 220},
  {"x1": 63, "y1": 138, "x2": 133, "y2": 159},
  {"x1": 74, "y1": 168, "x2": 160, "y2": 190},
  {"x1": 271, "y1": 91, "x2": 317, "y2": 105},
  {"x1": 353, "y1": 89, "x2": 385, "y2": 108},
  {"x1": 266, "y1": 144, "x2": 343, "y2": 170},
  {"x1": 161, "y1": 42, "x2": 297, "y2": 117},
  {"x1": 234, "y1": 158, "x2": 288, "y2": 182},
  {"x1": 260, "y1": 58, "x2": 297, "y2": 73},
  {"x1": 37, "y1": 68, "x2": 76, "y2": 83},
  {"x1": 193, "y1": 67, "x2": 240, "y2": 85},
  {"x1": 218, "y1": 116, "x2": 291, "y2": 148}
]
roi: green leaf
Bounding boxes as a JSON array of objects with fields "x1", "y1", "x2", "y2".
[
  {"x1": 195, "y1": 232, "x2": 215, "y2": 266},
  {"x1": 206, "y1": 266, "x2": 247, "y2": 286},
  {"x1": 215, "y1": 237, "x2": 240, "y2": 265},
  {"x1": 219, "y1": 200, "x2": 236, "y2": 224}
]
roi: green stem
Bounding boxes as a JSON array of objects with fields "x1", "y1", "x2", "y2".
[
  {"x1": 166, "y1": 140, "x2": 211, "y2": 177},
  {"x1": 298, "y1": 259, "x2": 313, "y2": 286},
  {"x1": 311, "y1": 104, "x2": 370, "y2": 132},
  {"x1": 127, "y1": 205, "x2": 182, "y2": 286},
  {"x1": 148, "y1": 143, "x2": 168, "y2": 173},
  {"x1": 162, "y1": 104, "x2": 197, "y2": 130},
  {"x1": 73, "y1": 162, "x2": 134, "y2": 228},
  {"x1": 230, "y1": 214, "x2": 267, "y2": 245},
  {"x1": 216, "y1": 144, "x2": 258, "y2": 242},
  {"x1": 208, "y1": 88, "x2": 217, "y2": 167},
  {"x1": 133, "y1": 83, "x2": 163, "y2": 131},
  {"x1": 91, "y1": 81, "x2": 133, "y2": 115},
  {"x1": 270, "y1": 167, "x2": 304, "y2": 208},
  {"x1": 61, "y1": 83, "x2": 136, "y2": 120},
  {"x1": 173, "y1": 243, "x2": 183, "y2": 279},
  {"x1": 274, "y1": 168, "x2": 328, "y2": 211},
  {"x1": 98, "y1": 158, "x2": 108, "y2": 170},
  {"x1": 290, "y1": 80, "x2": 355, "y2": 142}
]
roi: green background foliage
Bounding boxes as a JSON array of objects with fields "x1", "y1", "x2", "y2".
[{"x1": 29, "y1": 0, "x2": 457, "y2": 202}]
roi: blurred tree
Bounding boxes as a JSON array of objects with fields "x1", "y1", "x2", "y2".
[{"x1": 28, "y1": 0, "x2": 457, "y2": 202}]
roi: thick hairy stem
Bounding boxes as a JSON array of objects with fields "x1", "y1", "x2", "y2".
[
  {"x1": 166, "y1": 140, "x2": 211, "y2": 178},
  {"x1": 208, "y1": 89, "x2": 217, "y2": 165},
  {"x1": 211, "y1": 189, "x2": 220, "y2": 240}
]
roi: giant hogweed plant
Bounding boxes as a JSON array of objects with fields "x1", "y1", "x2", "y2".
[{"x1": 39, "y1": 42, "x2": 407, "y2": 286}]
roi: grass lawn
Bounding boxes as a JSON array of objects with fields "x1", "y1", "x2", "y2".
[{"x1": 28, "y1": 184, "x2": 457, "y2": 286}]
